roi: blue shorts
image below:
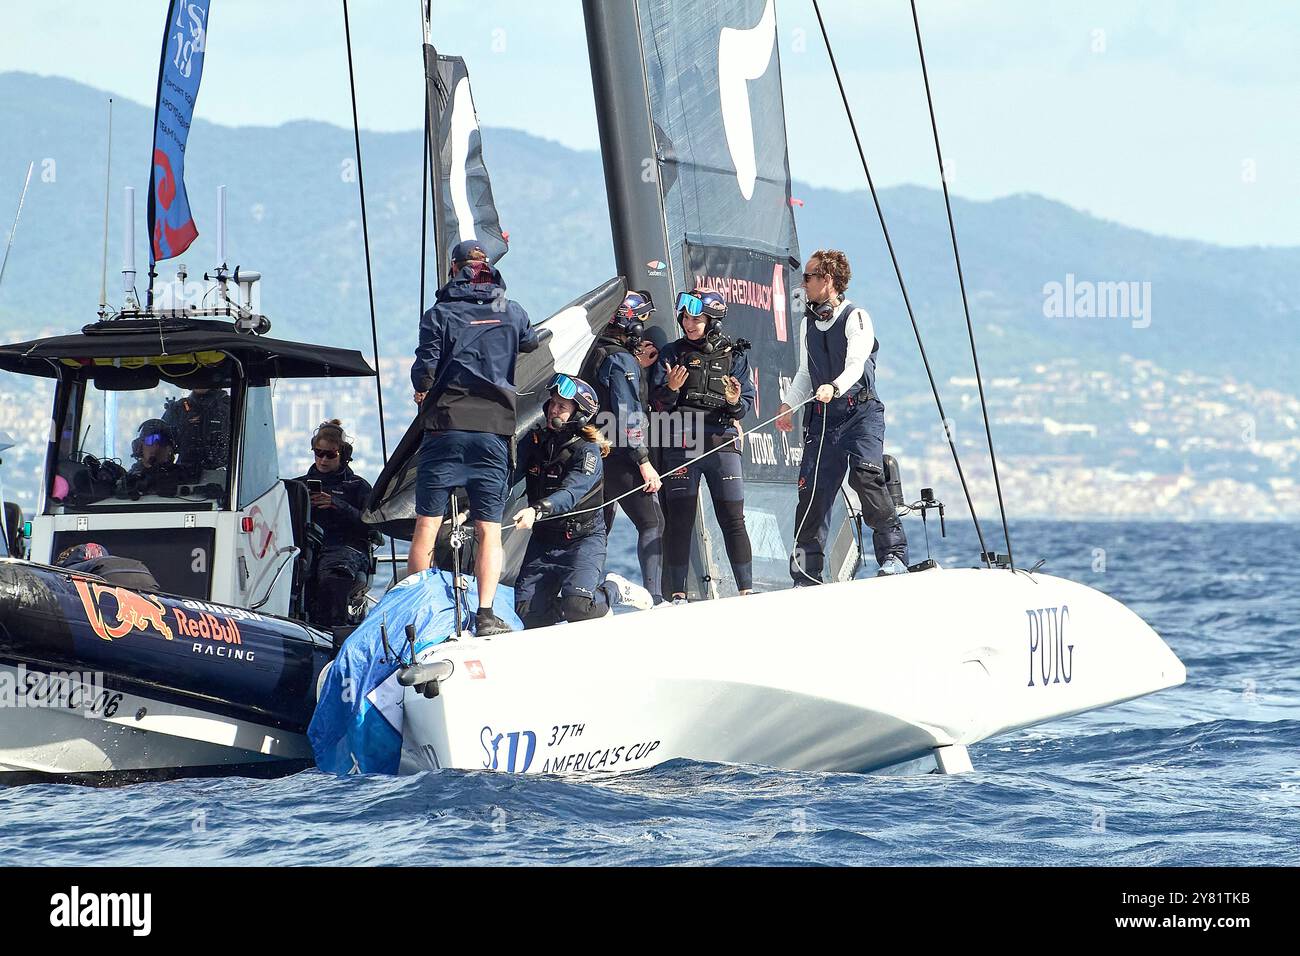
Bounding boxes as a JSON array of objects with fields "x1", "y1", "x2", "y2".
[{"x1": 415, "y1": 429, "x2": 510, "y2": 523}]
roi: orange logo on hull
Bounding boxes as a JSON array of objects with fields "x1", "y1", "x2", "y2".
[{"x1": 72, "y1": 579, "x2": 176, "y2": 643}]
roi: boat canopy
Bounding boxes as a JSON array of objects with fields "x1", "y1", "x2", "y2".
[{"x1": 0, "y1": 318, "x2": 376, "y2": 380}]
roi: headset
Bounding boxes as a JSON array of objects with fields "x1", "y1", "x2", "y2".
[{"x1": 312, "y1": 421, "x2": 354, "y2": 464}]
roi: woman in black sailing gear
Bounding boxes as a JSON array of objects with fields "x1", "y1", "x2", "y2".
[
  {"x1": 298, "y1": 420, "x2": 375, "y2": 627},
  {"x1": 579, "y1": 290, "x2": 665, "y2": 603},
  {"x1": 776, "y1": 249, "x2": 908, "y2": 582},
  {"x1": 653, "y1": 289, "x2": 756, "y2": 603},
  {"x1": 511, "y1": 375, "x2": 654, "y2": 628}
]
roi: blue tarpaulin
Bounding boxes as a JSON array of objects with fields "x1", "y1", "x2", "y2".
[{"x1": 308, "y1": 569, "x2": 521, "y2": 775}]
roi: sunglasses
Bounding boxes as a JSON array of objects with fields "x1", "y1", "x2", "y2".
[
  {"x1": 802, "y1": 271, "x2": 826, "y2": 281},
  {"x1": 312, "y1": 447, "x2": 339, "y2": 460},
  {"x1": 142, "y1": 433, "x2": 171, "y2": 447}
]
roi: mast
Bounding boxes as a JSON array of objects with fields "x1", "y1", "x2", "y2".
[{"x1": 581, "y1": 0, "x2": 678, "y2": 319}]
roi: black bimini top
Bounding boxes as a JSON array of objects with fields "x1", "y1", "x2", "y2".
[{"x1": 0, "y1": 318, "x2": 376, "y2": 380}]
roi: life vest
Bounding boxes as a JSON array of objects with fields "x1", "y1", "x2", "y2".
[
  {"x1": 579, "y1": 334, "x2": 638, "y2": 420},
  {"x1": 807, "y1": 300, "x2": 878, "y2": 410},
  {"x1": 676, "y1": 337, "x2": 739, "y2": 423},
  {"x1": 523, "y1": 427, "x2": 604, "y2": 539}
]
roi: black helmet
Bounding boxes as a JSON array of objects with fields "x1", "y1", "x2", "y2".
[
  {"x1": 546, "y1": 373, "x2": 600, "y2": 426},
  {"x1": 676, "y1": 288, "x2": 727, "y2": 325},
  {"x1": 131, "y1": 419, "x2": 175, "y2": 459},
  {"x1": 610, "y1": 290, "x2": 654, "y2": 341}
]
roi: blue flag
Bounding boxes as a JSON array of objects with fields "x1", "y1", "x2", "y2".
[{"x1": 148, "y1": 0, "x2": 210, "y2": 264}]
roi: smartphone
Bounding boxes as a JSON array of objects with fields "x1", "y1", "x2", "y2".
[{"x1": 307, "y1": 479, "x2": 323, "y2": 494}]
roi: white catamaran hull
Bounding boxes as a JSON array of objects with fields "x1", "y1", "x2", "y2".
[
  {"x1": 392, "y1": 569, "x2": 1185, "y2": 777},
  {"x1": 0, "y1": 663, "x2": 312, "y2": 785}
]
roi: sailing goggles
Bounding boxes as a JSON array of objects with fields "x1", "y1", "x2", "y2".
[
  {"x1": 142, "y1": 432, "x2": 172, "y2": 447},
  {"x1": 547, "y1": 373, "x2": 580, "y2": 400},
  {"x1": 676, "y1": 292, "x2": 705, "y2": 317}
]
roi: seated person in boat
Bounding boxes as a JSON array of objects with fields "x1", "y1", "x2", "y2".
[
  {"x1": 776, "y1": 249, "x2": 908, "y2": 581},
  {"x1": 162, "y1": 383, "x2": 232, "y2": 471},
  {"x1": 408, "y1": 239, "x2": 540, "y2": 637},
  {"x1": 128, "y1": 419, "x2": 178, "y2": 475},
  {"x1": 299, "y1": 420, "x2": 374, "y2": 628},
  {"x1": 511, "y1": 374, "x2": 653, "y2": 628},
  {"x1": 117, "y1": 419, "x2": 197, "y2": 497},
  {"x1": 652, "y1": 289, "x2": 756, "y2": 603}
]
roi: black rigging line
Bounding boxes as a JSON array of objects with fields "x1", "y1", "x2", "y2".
[
  {"x1": 343, "y1": 0, "x2": 391, "y2": 467},
  {"x1": 810, "y1": 0, "x2": 992, "y2": 568},
  {"x1": 909, "y1": 0, "x2": 1014, "y2": 570}
]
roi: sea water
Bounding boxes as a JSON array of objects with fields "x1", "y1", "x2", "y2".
[{"x1": 2, "y1": 520, "x2": 1295, "y2": 866}]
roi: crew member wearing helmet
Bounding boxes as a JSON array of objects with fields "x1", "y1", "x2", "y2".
[
  {"x1": 118, "y1": 418, "x2": 193, "y2": 498},
  {"x1": 776, "y1": 249, "x2": 908, "y2": 580},
  {"x1": 298, "y1": 420, "x2": 374, "y2": 628},
  {"x1": 408, "y1": 239, "x2": 540, "y2": 637},
  {"x1": 653, "y1": 289, "x2": 756, "y2": 602},
  {"x1": 578, "y1": 290, "x2": 665, "y2": 604},
  {"x1": 511, "y1": 375, "x2": 653, "y2": 627},
  {"x1": 162, "y1": 383, "x2": 231, "y2": 472},
  {"x1": 128, "y1": 419, "x2": 178, "y2": 475}
]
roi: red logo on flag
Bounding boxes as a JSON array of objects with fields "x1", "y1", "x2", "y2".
[{"x1": 465, "y1": 660, "x2": 486, "y2": 680}]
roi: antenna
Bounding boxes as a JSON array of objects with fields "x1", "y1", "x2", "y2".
[
  {"x1": 98, "y1": 99, "x2": 114, "y2": 316},
  {"x1": 122, "y1": 185, "x2": 139, "y2": 310},
  {"x1": 215, "y1": 183, "x2": 227, "y2": 268},
  {"x1": 0, "y1": 161, "x2": 35, "y2": 295}
]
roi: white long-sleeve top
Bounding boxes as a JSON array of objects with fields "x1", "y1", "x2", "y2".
[{"x1": 782, "y1": 299, "x2": 876, "y2": 406}]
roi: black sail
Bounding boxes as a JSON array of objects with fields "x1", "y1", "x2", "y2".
[
  {"x1": 429, "y1": 52, "x2": 509, "y2": 266},
  {"x1": 585, "y1": 0, "x2": 859, "y2": 591}
]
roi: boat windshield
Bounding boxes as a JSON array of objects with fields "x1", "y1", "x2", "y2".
[{"x1": 48, "y1": 373, "x2": 235, "y2": 513}]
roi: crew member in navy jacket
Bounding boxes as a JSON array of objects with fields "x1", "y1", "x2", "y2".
[
  {"x1": 579, "y1": 291, "x2": 664, "y2": 603},
  {"x1": 653, "y1": 289, "x2": 756, "y2": 602},
  {"x1": 511, "y1": 375, "x2": 653, "y2": 627},
  {"x1": 408, "y1": 239, "x2": 539, "y2": 636},
  {"x1": 776, "y1": 249, "x2": 908, "y2": 582}
]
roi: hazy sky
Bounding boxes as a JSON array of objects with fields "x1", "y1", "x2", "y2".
[{"x1": 2, "y1": 0, "x2": 1296, "y2": 247}]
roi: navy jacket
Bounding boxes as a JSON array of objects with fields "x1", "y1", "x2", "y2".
[
  {"x1": 412, "y1": 265, "x2": 540, "y2": 436},
  {"x1": 299, "y1": 463, "x2": 373, "y2": 554},
  {"x1": 594, "y1": 348, "x2": 650, "y2": 467}
]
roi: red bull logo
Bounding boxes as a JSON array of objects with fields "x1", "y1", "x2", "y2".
[
  {"x1": 172, "y1": 608, "x2": 242, "y2": 645},
  {"x1": 73, "y1": 580, "x2": 175, "y2": 643}
]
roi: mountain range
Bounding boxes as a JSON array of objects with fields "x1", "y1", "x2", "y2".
[{"x1": 1, "y1": 71, "x2": 1297, "y2": 520}]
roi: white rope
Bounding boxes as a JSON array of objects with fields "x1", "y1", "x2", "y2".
[
  {"x1": 536, "y1": 393, "x2": 821, "y2": 524},
  {"x1": 789, "y1": 400, "x2": 829, "y2": 584}
]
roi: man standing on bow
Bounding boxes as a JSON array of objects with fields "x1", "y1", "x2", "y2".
[
  {"x1": 408, "y1": 239, "x2": 539, "y2": 635},
  {"x1": 776, "y1": 249, "x2": 908, "y2": 583}
]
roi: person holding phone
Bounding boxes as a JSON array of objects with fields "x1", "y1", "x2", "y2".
[{"x1": 298, "y1": 420, "x2": 374, "y2": 627}]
